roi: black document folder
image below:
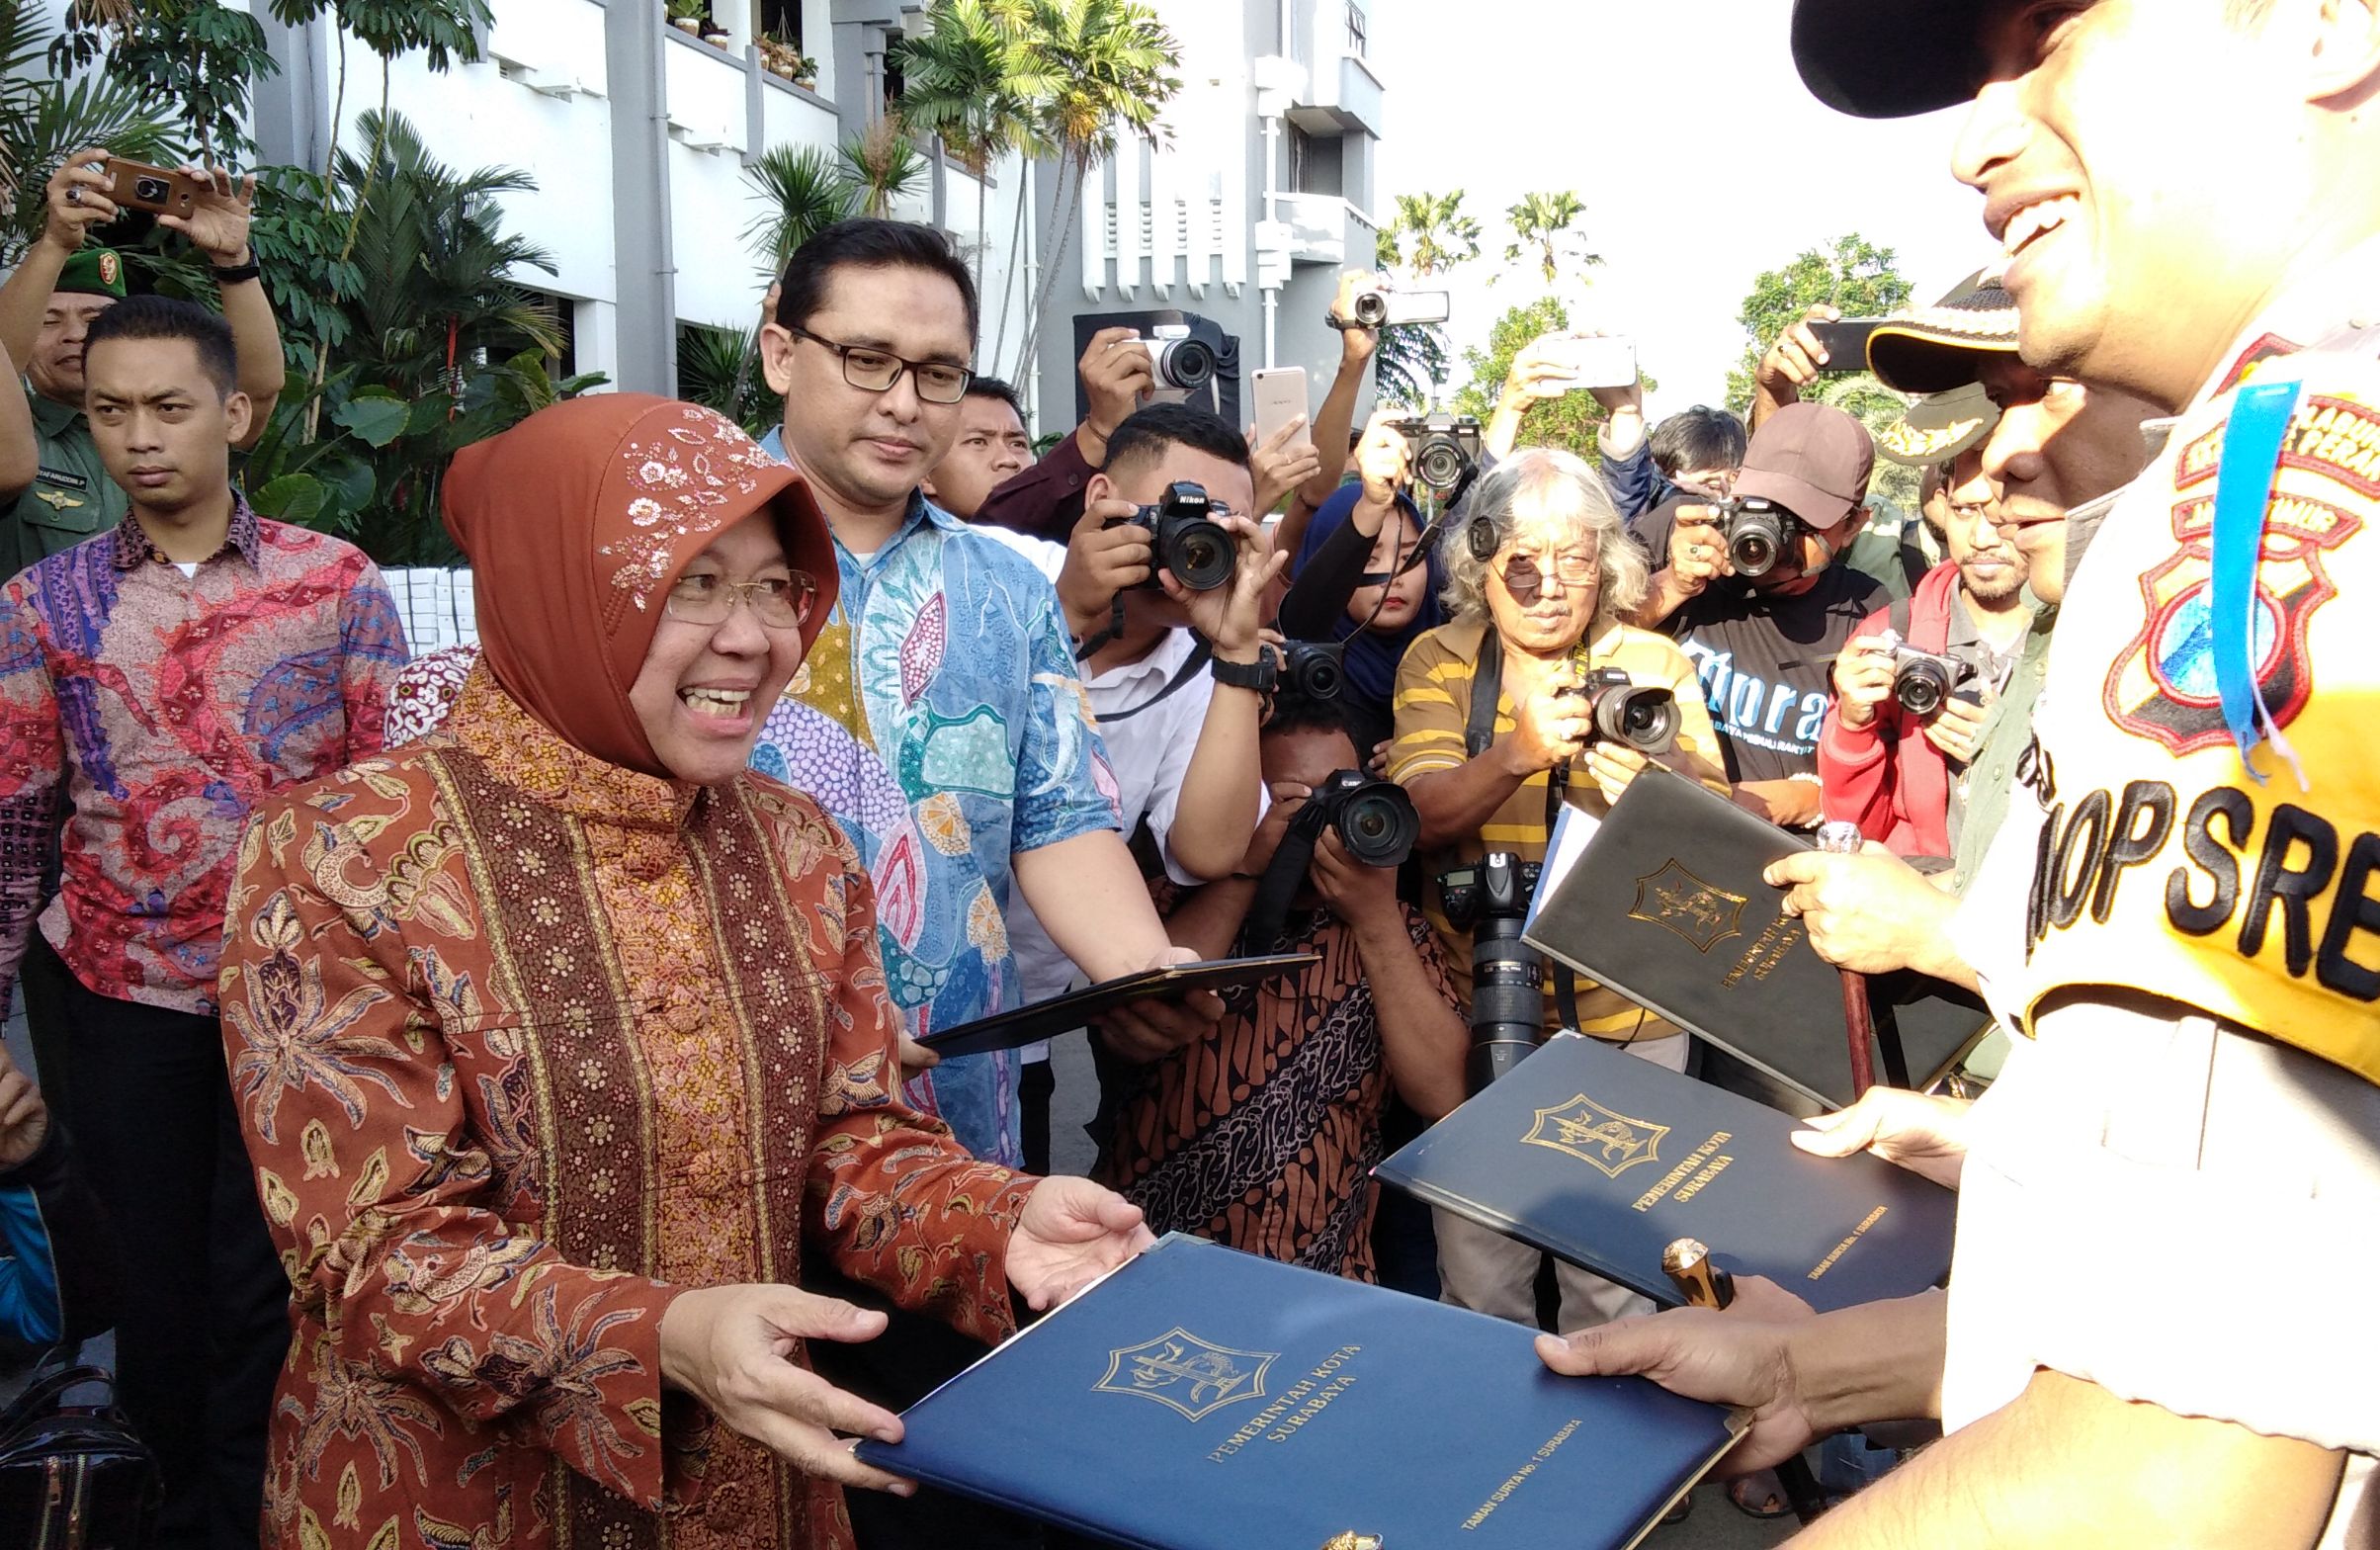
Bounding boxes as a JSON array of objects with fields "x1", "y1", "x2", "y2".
[
  {"x1": 1523, "y1": 769, "x2": 1991, "y2": 1108},
  {"x1": 919, "y1": 954, "x2": 1320, "y2": 1057},
  {"x1": 1375, "y1": 1034, "x2": 1956, "y2": 1311}
]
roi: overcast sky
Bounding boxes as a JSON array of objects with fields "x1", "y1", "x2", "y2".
[{"x1": 1369, "y1": 0, "x2": 1997, "y2": 411}]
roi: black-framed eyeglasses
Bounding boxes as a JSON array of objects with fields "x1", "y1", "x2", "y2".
[{"x1": 786, "y1": 326, "x2": 974, "y2": 404}]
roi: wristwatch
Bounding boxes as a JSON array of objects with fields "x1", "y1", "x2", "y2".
[
  {"x1": 211, "y1": 255, "x2": 262, "y2": 285},
  {"x1": 1209, "y1": 653, "x2": 1277, "y2": 693}
]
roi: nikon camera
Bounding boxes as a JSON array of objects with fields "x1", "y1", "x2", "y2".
[
  {"x1": 1103, "y1": 480, "x2": 1234, "y2": 590},
  {"x1": 1439, "y1": 853, "x2": 1545, "y2": 1091},
  {"x1": 1387, "y1": 412, "x2": 1483, "y2": 496}
]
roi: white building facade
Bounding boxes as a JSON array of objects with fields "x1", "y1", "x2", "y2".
[{"x1": 28, "y1": 0, "x2": 1385, "y2": 436}]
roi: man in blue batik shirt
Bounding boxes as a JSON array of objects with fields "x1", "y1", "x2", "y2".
[{"x1": 752, "y1": 219, "x2": 1218, "y2": 1170}]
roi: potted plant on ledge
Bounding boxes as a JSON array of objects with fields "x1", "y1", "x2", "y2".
[{"x1": 665, "y1": 0, "x2": 704, "y2": 36}]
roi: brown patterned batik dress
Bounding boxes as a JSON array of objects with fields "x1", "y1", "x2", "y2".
[{"x1": 217, "y1": 664, "x2": 1036, "y2": 1550}]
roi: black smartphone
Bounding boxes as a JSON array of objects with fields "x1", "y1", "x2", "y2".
[{"x1": 1804, "y1": 318, "x2": 1887, "y2": 374}]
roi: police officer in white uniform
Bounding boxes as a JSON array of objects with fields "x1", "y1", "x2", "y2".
[{"x1": 1540, "y1": 3, "x2": 2380, "y2": 1544}]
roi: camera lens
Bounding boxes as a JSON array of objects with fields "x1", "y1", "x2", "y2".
[
  {"x1": 1594, "y1": 687, "x2": 1679, "y2": 755},
  {"x1": 1332, "y1": 784, "x2": 1419, "y2": 869},
  {"x1": 135, "y1": 177, "x2": 169, "y2": 202},
  {"x1": 1161, "y1": 515, "x2": 1235, "y2": 590},
  {"x1": 1151, "y1": 337, "x2": 1216, "y2": 391},
  {"x1": 1895, "y1": 657, "x2": 1951, "y2": 718},
  {"x1": 1352, "y1": 292, "x2": 1388, "y2": 328},
  {"x1": 1295, "y1": 651, "x2": 1342, "y2": 700},
  {"x1": 1416, "y1": 437, "x2": 1466, "y2": 492}
]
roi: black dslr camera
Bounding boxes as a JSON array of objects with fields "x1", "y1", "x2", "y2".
[
  {"x1": 1104, "y1": 479, "x2": 1234, "y2": 590},
  {"x1": 1709, "y1": 495, "x2": 1801, "y2": 579},
  {"x1": 1387, "y1": 412, "x2": 1483, "y2": 496},
  {"x1": 1439, "y1": 853, "x2": 1545, "y2": 1091},
  {"x1": 1306, "y1": 769, "x2": 1420, "y2": 869},
  {"x1": 1570, "y1": 668, "x2": 1679, "y2": 755},
  {"x1": 1888, "y1": 641, "x2": 1984, "y2": 718},
  {"x1": 1274, "y1": 641, "x2": 1344, "y2": 700}
]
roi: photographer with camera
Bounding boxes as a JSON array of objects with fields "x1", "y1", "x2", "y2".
[
  {"x1": 1632, "y1": 402, "x2": 1889, "y2": 828},
  {"x1": 1003, "y1": 403, "x2": 1281, "y2": 1164},
  {"x1": 973, "y1": 325, "x2": 1155, "y2": 543},
  {"x1": 1389, "y1": 449, "x2": 1726, "y2": 1334},
  {"x1": 1089, "y1": 691, "x2": 1466, "y2": 1280},
  {"x1": 1276, "y1": 409, "x2": 1450, "y2": 756},
  {"x1": 1818, "y1": 446, "x2": 2028, "y2": 860}
]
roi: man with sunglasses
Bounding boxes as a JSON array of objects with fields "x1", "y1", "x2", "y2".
[{"x1": 1631, "y1": 402, "x2": 1888, "y2": 828}]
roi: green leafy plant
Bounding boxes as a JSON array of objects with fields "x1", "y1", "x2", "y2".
[
  {"x1": 677, "y1": 320, "x2": 774, "y2": 436},
  {"x1": 0, "y1": 1, "x2": 180, "y2": 264},
  {"x1": 1379, "y1": 190, "x2": 1482, "y2": 279},
  {"x1": 1009, "y1": 0, "x2": 1182, "y2": 374},
  {"x1": 839, "y1": 116, "x2": 928, "y2": 219},
  {"x1": 236, "y1": 111, "x2": 602, "y2": 563},
  {"x1": 1374, "y1": 323, "x2": 1448, "y2": 411},
  {"x1": 1501, "y1": 190, "x2": 1598, "y2": 289},
  {"x1": 894, "y1": 0, "x2": 1046, "y2": 298},
  {"x1": 1726, "y1": 231, "x2": 1918, "y2": 508},
  {"x1": 743, "y1": 143, "x2": 860, "y2": 279}
]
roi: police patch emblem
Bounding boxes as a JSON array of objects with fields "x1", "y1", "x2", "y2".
[{"x1": 2105, "y1": 410, "x2": 2367, "y2": 755}]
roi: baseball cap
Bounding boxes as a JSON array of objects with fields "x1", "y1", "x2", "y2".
[
  {"x1": 1735, "y1": 403, "x2": 1876, "y2": 530},
  {"x1": 1790, "y1": 0, "x2": 1993, "y2": 120},
  {"x1": 1877, "y1": 382, "x2": 1999, "y2": 469},
  {"x1": 1865, "y1": 272, "x2": 2019, "y2": 395},
  {"x1": 55, "y1": 247, "x2": 127, "y2": 300}
]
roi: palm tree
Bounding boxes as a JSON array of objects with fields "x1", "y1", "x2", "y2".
[
  {"x1": 1503, "y1": 190, "x2": 1599, "y2": 287},
  {"x1": 1380, "y1": 190, "x2": 1481, "y2": 279},
  {"x1": 0, "y1": 0, "x2": 179, "y2": 264},
  {"x1": 839, "y1": 116, "x2": 930, "y2": 218},
  {"x1": 743, "y1": 144, "x2": 861, "y2": 280},
  {"x1": 894, "y1": 0, "x2": 1046, "y2": 304},
  {"x1": 677, "y1": 320, "x2": 773, "y2": 436},
  {"x1": 1011, "y1": 0, "x2": 1181, "y2": 376}
]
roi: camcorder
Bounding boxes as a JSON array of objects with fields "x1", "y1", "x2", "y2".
[
  {"x1": 1237, "y1": 769, "x2": 1420, "y2": 952},
  {"x1": 1709, "y1": 495, "x2": 1801, "y2": 579},
  {"x1": 1104, "y1": 480, "x2": 1235, "y2": 590},
  {"x1": 1306, "y1": 769, "x2": 1420, "y2": 869},
  {"x1": 1388, "y1": 412, "x2": 1483, "y2": 497},
  {"x1": 1568, "y1": 667, "x2": 1678, "y2": 755},
  {"x1": 1439, "y1": 853, "x2": 1545, "y2": 1091},
  {"x1": 1885, "y1": 638, "x2": 1987, "y2": 718},
  {"x1": 1272, "y1": 641, "x2": 1345, "y2": 701},
  {"x1": 1126, "y1": 323, "x2": 1217, "y2": 393},
  {"x1": 1331, "y1": 288, "x2": 1453, "y2": 331}
]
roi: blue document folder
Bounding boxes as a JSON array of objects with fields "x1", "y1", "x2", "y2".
[
  {"x1": 1375, "y1": 1035, "x2": 1956, "y2": 1313},
  {"x1": 858, "y1": 1235, "x2": 1742, "y2": 1549}
]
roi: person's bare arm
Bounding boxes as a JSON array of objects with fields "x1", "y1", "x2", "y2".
[
  {"x1": 1784, "y1": 1369, "x2": 2342, "y2": 1550},
  {"x1": 1160, "y1": 515, "x2": 1280, "y2": 881},
  {"x1": 1748, "y1": 305, "x2": 1837, "y2": 435},
  {"x1": 162, "y1": 166, "x2": 282, "y2": 443},
  {"x1": 1289, "y1": 270, "x2": 1381, "y2": 523},
  {"x1": 2, "y1": 152, "x2": 116, "y2": 372},
  {"x1": 0, "y1": 345, "x2": 37, "y2": 499}
]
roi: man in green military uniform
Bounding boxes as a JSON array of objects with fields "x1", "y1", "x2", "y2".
[
  {"x1": 6, "y1": 247, "x2": 128, "y2": 573},
  {"x1": 0, "y1": 147, "x2": 282, "y2": 579}
]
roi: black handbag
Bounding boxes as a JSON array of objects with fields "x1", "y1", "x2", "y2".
[{"x1": 0, "y1": 1363, "x2": 161, "y2": 1549}]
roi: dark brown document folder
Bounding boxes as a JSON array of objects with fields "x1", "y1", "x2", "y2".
[{"x1": 1523, "y1": 769, "x2": 1990, "y2": 1109}]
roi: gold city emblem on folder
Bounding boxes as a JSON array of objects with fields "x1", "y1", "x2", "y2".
[
  {"x1": 1627, "y1": 858, "x2": 1749, "y2": 954},
  {"x1": 1523, "y1": 1092, "x2": 1670, "y2": 1179},
  {"x1": 1095, "y1": 1329, "x2": 1278, "y2": 1421}
]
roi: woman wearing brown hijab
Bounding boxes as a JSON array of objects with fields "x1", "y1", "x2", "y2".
[{"x1": 216, "y1": 395, "x2": 1152, "y2": 1550}]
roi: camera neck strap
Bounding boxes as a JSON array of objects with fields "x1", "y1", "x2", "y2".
[
  {"x1": 1090, "y1": 632, "x2": 1214, "y2": 727},
  {"x1": 1238, "y1": 802, "x2": 1331, "y2": 956},
  {"x1": 1464, "y1": 631, "x2": 1583, "y2": 1035}
]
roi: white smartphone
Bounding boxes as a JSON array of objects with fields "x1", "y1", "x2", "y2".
[
  {"x1": 1251, "y1": 366, "x2": 1312, "y2": 454},
  {"x1": 1541, "y1": 334, "x2": 1639, "y2": 391}
]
